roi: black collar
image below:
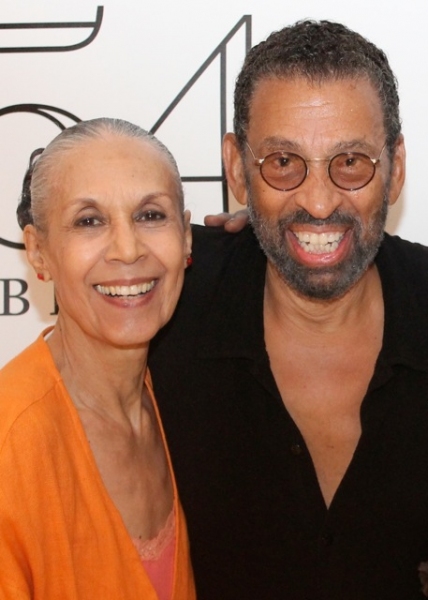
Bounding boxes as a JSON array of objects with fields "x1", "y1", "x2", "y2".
[{"x1": 200, "y1": 227, "x2": 428, "y2": 373}]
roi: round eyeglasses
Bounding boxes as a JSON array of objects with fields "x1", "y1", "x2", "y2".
[{"x1": 246, "y1": 142, "x2": 387, "y2": 192}]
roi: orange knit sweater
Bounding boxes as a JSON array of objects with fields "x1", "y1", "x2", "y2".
[{"x1": 0, "y1": 333, "x2": 195, "y2": 600}]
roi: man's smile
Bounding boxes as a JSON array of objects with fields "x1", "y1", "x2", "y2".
[{"x1": 293, "y1": 231, "x2": 344, "y2": 254}]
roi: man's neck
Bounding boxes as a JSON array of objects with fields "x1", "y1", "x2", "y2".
[{"x1": 263, "y1": 261, "x2": 383, "y2": 336}]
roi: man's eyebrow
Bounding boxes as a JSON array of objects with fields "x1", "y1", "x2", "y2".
[
  {"x1": 328, "y1": 139, "x2": 376, "y2": 154},
  {"x1": 260, "y1": 136, "x2": 302, "y2": 153},
  {"x1": 259, "y1": 136, "x2": 376, "y2": 155}
]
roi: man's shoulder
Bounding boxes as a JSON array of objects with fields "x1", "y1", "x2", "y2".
[
  {"x1": 190, "y1": 223, "x2": 260, "y2": 263},
  {"x1": 381, "y1": 232, "x2": 428, "y2": 256},
  {"x1": 184, "y1": 224, "x2": 264, "y2": 298},
  {"x1": 150, "y1": 224, "x2": 265, "y2": 363},
  {"x1": 378, "y1": 233, "x2": 428, "y2": 315},
  {"x1": 379, "y1": 233, "x2": 428, "y2": 279}
]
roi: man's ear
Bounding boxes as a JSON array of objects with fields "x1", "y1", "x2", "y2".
[
  {"x1": 23, "y1": 224, "x2": 51, "y2": 282},
  {"x1": 387, "y1": 134, "x2": 406, "y2": 206},
  {"x1": 222, "y1": 133, "x2": 248, "y2": 206}
]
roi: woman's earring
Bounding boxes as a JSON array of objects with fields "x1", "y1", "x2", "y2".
[{"x1": 186, "y1": 255, "x2": 193, "y2": 267}]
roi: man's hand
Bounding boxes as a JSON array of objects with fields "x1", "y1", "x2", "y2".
[{"x1": 204, "y1": 209, "x2": 249, "y2": 232}]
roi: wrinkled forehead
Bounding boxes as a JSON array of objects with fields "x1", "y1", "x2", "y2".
[
  {"x1": 55, "y1": 134, "x2": 169, "y2": 170},
  {"x1": 45, "y1": 134, "x2": 178, "y2": 195},
  {"x1": 249, "y1": 73, "x2": 382, "y2": 113},
  {"x1": 246, "y1": 75, "x2": 385, "y2": 147}
]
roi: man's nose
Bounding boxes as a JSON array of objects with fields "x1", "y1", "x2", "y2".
[{"x1": 293, "y1": 162, "x2": 345, "y2": 219}]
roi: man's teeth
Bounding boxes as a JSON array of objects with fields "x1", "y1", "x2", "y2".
[
  {"x1": 294, "y1": 232, "x2": 343, "y2": 254},
  {"x1": 95, "y1": 281, "x2": 156, "y2": 297}
]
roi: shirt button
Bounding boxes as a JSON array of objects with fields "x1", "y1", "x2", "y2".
[{"x1": 290, "y1": 443, "x2": 302, "y2": 455}]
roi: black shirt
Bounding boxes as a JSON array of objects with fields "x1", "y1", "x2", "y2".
[{"x1": 150, "y1": 225, "x2": 428, "y2": 600}]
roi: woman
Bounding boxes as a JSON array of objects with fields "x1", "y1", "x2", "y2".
[{"x1": 0, "y1": 118, "x2": 195, "y2": 599}]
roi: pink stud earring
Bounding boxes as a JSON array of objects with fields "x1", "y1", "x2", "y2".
[
  {"x1": 186, "y1": 256, "x2": 193, "y2": 267},
  {"x1": 37, "y1": 273, "x2": 44, "y2": 281}
]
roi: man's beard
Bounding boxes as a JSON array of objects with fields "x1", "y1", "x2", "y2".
[{"x1": 248, "y1": 192, "x2": 389, "y2": 301}]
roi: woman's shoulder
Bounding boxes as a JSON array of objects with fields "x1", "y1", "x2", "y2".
[{"x1": 0, "y1": 332, "x2": 64, "y2": 438}]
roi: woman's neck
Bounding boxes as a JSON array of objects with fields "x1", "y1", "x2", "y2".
[{"x1": 47, "y1": 317, "x2": 149, "y2": 426}]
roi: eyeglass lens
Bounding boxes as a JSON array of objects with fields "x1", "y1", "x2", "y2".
[{"x1": 261, "y1": 152, "x2": 377, "y2": 191}]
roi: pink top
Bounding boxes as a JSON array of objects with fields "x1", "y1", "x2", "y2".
[{"x1": 132, "y1": 509, "x2": 176, "y2": 600}]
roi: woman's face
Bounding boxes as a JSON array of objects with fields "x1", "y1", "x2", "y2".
[{"x1": 26, "y1": 134, "x2": 191, "y2": 349}]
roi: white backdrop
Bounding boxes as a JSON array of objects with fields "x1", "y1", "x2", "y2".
[{"x1": 0, "y1": 0, "x2": 426, "y2": 366}]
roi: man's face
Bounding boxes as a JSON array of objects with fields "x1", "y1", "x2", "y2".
[{"x1": 240, "y1": 76, "x2": 403, "y2": 300}]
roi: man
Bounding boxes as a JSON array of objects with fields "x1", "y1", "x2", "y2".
[{"x1": 150, "y1": 20, "x2": 428, "y2": 599}]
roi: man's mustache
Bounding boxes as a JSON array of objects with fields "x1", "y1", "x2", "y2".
[{"x1": 278, "y1": 208, "x2": 358, "y2": 228}]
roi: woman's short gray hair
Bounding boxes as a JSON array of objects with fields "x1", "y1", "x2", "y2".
[{"x1": 17, "y1": 117, "x2": 184, "y2": 232}]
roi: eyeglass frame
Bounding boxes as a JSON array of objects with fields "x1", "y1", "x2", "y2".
[{"x1": 245, "y1": 142, "x2": 387, "y2": 192}]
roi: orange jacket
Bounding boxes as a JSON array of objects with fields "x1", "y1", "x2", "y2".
[{"x1": 0, "y1": 333, "x2": 195, "y2": 600}]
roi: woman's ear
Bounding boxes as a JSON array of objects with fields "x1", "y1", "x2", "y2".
[
  {"x1": 222, "y1": 133, "x2": 248, "y2": 206},
  {"x1": 183, "y1": 210, "x2": 192, "y2": 260},
  {"x1": 24, "y1": 225, "x2": 51, "y2": 282}
]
